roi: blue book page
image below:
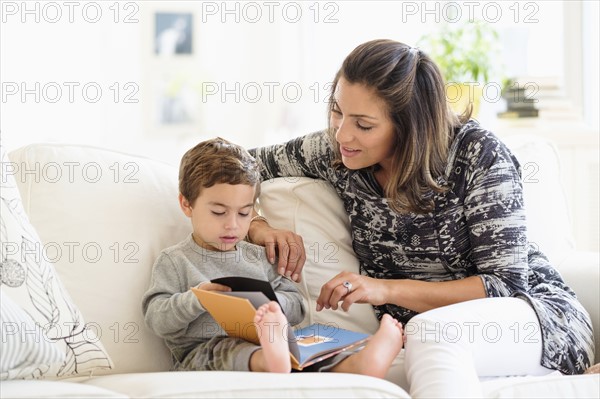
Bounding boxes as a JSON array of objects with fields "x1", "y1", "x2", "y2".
[{"x1": 291, "y1": 323, "x2": 370, "y2": 368}]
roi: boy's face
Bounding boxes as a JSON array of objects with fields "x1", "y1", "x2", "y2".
[{"x1": 179, "y1": 183, "x2": 255, "y2": 252}]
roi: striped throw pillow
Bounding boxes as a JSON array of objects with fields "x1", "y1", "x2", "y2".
[{"x1": 1, "y1": 290, "x2": 65, "y2": 377}]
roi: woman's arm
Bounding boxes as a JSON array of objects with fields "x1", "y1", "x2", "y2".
[
  {"x1": 387, "y1": 277, "x2": 486, "y2": 313},
  {"x1": 316, "y1": 272, "x2": 486, "y2": 313},
  {"x1": 462, "y1": 135, "x2": 530, "y2": 297},
  {"x1": 249, "y1": 130, "x2": 334, "y2": 181}
]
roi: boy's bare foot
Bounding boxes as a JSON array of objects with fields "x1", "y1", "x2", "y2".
[
  {"x1": 253, "y1": 301, "x2": 291, "y2": 373},
  {"x1": 332, "y1": 313, "x2": 403, "y2": 378}
]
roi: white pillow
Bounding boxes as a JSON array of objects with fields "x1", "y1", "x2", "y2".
[
  {"x1": 502, "y1": 135, "x2": 575, "y2": 264},
  {"x1": 0, "y1": 145, "x2": 113, "y2": 379},
  {"x1": 0, "y1": 290, "x2": 65, "y2": 378},
  {"x1": 259, "y1": 177, "x2": 380, "y2": 335}
]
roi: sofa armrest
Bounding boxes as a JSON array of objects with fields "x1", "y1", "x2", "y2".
[{"x1": 553, "y1": 250, "x2": 600, "y2": 364}]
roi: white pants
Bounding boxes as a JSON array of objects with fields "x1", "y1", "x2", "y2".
[{"x1": 403, "y1": 297, "x2": 553, "y2": 398}]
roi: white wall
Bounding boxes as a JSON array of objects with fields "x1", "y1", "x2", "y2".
[
  {"x1": 583, "y1": 0, "x2": 600, "y2": 130},
  {"x1": 1, "y1": 1, "x2": 144, "y2": 153}
]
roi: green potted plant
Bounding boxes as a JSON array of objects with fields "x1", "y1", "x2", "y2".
[{"x1": 418, "y1": 19, "x2": 501, "y2": 117}]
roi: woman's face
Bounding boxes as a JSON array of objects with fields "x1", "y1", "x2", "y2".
[{"x1": 330, "y1": 77, "x2": 396, "y2": 171}]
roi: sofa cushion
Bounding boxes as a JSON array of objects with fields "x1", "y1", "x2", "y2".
[
  {"x1": 259, "y1": 177, "x2": 380, "y2": 335},
  {"x1": 0, "y1": 291, "x2": 64, "y2": 376},
  {"x1": 8, "y1": 144, "x2": 191, "y2": 375},
  {"x1": 0, "y1": 379, "x2": 125, "y2": 398},
  {"x1": 481, "y1": 372, "x2": 600, "y2": 398},
  {"x1": 82, "y1": 371, "x2": 410, "y2": 398},
  {"x1": 502, "y1": 135, "x2": 576, "y2": 265},
  {"x1": 1, "y1": 145, "x2": 113, "y2": 380}
]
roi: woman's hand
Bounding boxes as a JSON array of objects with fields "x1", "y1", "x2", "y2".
[
  {"x1": 248, "y1": 219, "x2": 306, "y2": 282},
  {"x1": 316, "y1": 271, "x2": 390, "y2": 312}
]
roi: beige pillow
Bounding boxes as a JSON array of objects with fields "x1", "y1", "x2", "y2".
[{"x1": 260, "y1": 177, "x2": 380, "y2": 334}]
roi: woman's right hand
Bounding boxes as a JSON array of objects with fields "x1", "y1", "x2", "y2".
[
  {"x1": 248, "y1": 221, "x2": 306, "y2": 282},
  {"x1": 316, "y1": 271, "x2": 391, "y2": 312}
]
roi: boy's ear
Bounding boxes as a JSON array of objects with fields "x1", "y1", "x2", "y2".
[{"x1": 179, "y1": 193, "x2": 193, "y2": 217}]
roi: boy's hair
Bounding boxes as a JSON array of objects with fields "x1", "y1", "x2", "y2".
[{"x1": 179, "y1": 137, "x2": 261, "y2": 205}]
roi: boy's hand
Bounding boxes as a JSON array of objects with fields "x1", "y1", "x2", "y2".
[{"x1": 195, "y1": 282, "x2": 232, "y2": 292}]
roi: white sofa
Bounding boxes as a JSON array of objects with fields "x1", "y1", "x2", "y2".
[{"x1": 1, "y1": 136, "x2": 598, "y2": 398}]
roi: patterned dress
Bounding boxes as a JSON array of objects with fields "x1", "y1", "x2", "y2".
[{"x1": 250, "y1": 120, "x2": 595, "y2": 375}]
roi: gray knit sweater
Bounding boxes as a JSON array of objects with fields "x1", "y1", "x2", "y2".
[{"x1": 142, "y1": 234, "x2": 305, "y2": 362}]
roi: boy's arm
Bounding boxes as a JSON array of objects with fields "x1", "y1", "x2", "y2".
[
  {"x1": 270, "y1": 272, "x2": 306, "y2": 325},
  {"x1": 142, "y1": 253, "x2": 205, "y2": 338}
]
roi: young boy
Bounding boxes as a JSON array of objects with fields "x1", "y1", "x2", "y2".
[{"x1": 142, "y1": 137, "x2": 403, "y2": 375}]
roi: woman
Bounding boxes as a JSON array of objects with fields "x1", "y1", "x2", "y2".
[{"x1": 247, "y1": 39, "x2": 594, "y2": 397}]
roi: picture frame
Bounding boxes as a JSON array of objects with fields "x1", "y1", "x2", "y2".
[
  {"x1": 154, "y1": 12, "x2": 193, "y2": 56},
  {"x1": 141, "y1": 5, "x2": 203, "y2": 138}
]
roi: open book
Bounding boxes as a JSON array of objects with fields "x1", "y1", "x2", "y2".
[{"x1": 191, "y1": 276, "x2": 370, "y2": 370}]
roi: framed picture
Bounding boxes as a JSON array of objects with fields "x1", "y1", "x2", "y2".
[
  {"x1": 142, "y1": 5, "x2": 203, "y2": 138},
  {"x1": 154, "y1": 12, "x2": 193, "y2": 55},
  {"x1": 153, "y1": 72, "x2": 202, "y2": 126}
]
